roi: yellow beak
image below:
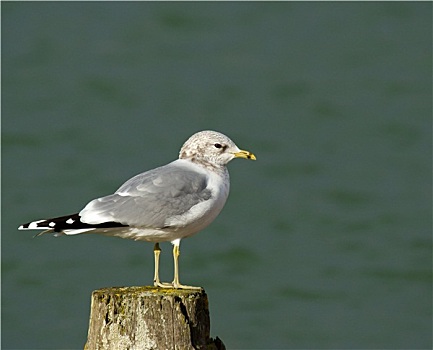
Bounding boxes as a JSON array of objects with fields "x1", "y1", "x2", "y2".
[{"x1": 233, "y1": 149, "x2": 256, "y2": 160}]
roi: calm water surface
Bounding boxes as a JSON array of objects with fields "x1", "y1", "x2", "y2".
[{"x1": 2, "y1": 2, "x2": 431, "y2": 349}]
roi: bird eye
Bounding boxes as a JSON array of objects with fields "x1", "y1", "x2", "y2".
[{"x1": 214, "y1": 143, "x2": 222, "y2": 149}]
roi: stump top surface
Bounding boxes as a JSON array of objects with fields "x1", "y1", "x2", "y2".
[{"x1": 93, "y1": 285, "x2": 206, "y2": 298}]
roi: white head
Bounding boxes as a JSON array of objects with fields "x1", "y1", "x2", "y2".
[{"x1": 179, "y1": 130, "x2": 256, "y2": 168}]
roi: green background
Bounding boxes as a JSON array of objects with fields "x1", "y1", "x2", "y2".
[{"x1": 2, "y1": 2, "x2": 431, "y2": 349}]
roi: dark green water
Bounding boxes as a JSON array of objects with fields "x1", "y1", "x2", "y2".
[{"x1": 2, "y1": 2, "x2": 431, "y2": 349}]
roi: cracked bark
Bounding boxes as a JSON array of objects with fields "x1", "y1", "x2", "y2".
[{"x1": 84, "y1": 286, "x2": 225, "y2": 350}]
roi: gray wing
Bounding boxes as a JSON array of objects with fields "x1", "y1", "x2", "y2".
[{"x1": 79, "y1": 162, "x2": 212, "y2": 228}]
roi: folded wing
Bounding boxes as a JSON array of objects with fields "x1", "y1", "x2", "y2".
[{"x1": 79, "y1": 162, "x2": 212, "y2": 229}]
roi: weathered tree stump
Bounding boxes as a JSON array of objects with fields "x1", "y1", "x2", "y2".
[{"x1": 84, "y1": 286, "x2": 225, "y2": 350}]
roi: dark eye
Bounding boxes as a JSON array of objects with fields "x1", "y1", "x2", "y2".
[{"x1": 214, "y1": 143, "x2": 223, "y2": 149}]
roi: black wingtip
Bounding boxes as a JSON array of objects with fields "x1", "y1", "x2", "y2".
[{"x1": 19, "y1": 213, "x2": 129, "y2": 233}]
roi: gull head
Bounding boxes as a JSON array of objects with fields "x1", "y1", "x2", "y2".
[{"x1": 179, "y1": 130, "x2": 256, "y2": 167}]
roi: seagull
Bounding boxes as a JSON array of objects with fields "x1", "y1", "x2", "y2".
[{"x1": 19, "y1": 130, "x2": 256, "y2": 289}]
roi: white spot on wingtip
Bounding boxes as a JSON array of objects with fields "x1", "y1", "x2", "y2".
[
  {"x1": 48, "y1": 222, "x2": 56, "y2": 227},
  {"x1": 28, "y1": 220, "x2": 46, "y2": 229},
  {"x1": 66, "y1": 218, "x2": 75, "y2": 224}
]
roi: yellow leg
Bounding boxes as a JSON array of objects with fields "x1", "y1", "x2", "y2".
[
  {"x1": 153, "y1": 243, "x2": 171, "y2": 288},
  {"x1": 171, "y1": 243, "x2": 202, "y2": 290},
  {"x1": 153, "y1": 243, "x2": 161, "y2": 286}
]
